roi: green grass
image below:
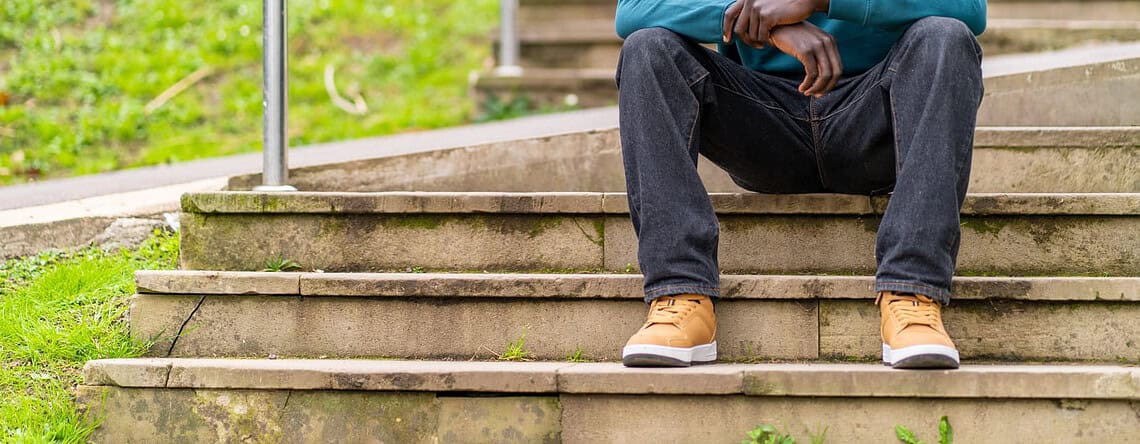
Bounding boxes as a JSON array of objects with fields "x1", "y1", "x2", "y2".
[
  {"x1": 0, "y1": 0, "x2": 498, "y2": 185},
  {"x1": 0, "y1": 230, "x2": 179, "y2": 442}
]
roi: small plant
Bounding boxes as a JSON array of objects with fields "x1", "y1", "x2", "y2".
[
  {"x1": 808, "y1": 425, "x2": 828, "y2": 444},
  {"x1": 262, "y1": 255, "x2": 302, "y2": 272},
  {"x1": 408, "y1": 266, "x2": 425, "y2": 273},
  {"x1": 497, "y1": 334, "x2": 533, "y2": 362},
  {"x1": 895, "y1": 426, "x2": 921, "y2": 444},
  {"x1": 624, "y1": 262, "x2": 636, "y2": 273},
  {"x1": 896, "y1": 416, "x2": 952, "y2": 444},
  {"x1": 566, "y1": 347, "x2": 589, "y2": 362},
  {"x1": 743, "y1": 424, "x2": 795, "y2": 444}
]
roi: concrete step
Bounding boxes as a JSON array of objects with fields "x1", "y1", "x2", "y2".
[
  {"x1": 492, "y1": 26, "x2": 1140, "y2": 70},
  {"x1": 987, "y1": 2, "x2": 1140, "y2": 21},
  {"x1": 979, "y1": 55, "x2": 1140, "y2": 126},
  {"x1": 492, "y1": 8, "x2": 1140, "y2": 69},
  {"x1": 476, "y1": 54, "x2": 1140, "y2": 126},
  {"x1": 132, "y1": 271, "x2": 1140, "y2": 362},
  {"x1": 225, "y1": 125, "x2": 1140, "y2": 194},
  {"x1": 78, "y1": 358, "x2": 1140, "y2": 442},
  {"x1": 179, "y1": 192, "x2": 1140, "y2": 276},
  {"x1": 509, "y1": 1, "x2": 1140, "y2": 37}
]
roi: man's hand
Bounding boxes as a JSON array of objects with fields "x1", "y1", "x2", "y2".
[
  {"x1": 722, "y1": 0, "x2": 827, "y2": 46},
  {"x1": 769, "y1": 22, "x2": 842, "y2": 97}
]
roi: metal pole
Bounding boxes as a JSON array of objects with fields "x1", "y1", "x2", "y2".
[
  {"x1": 494, "y1": 0, "x2": 523, "y2": 77},
  {"x1": 255, "y1": 0, "x2": 296, "y2": 192}
]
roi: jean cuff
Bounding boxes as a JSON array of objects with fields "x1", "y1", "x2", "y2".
[
  {"x1": 644, "y1": 284, "x2": 721, "y2": 304},
  {"x1": 875, "y1": 280, "x2": 951, "y2": 305}
]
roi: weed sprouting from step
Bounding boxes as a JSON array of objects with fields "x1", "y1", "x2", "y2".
[
  {"x1": 741, "y1": 424, "x2": 827, "y2": 444},
  {"x1": 497, "y1": 334, "x2": 533, "y2": 362},
  {"x1": 808, "y1": 425, "x2": 828, "y2": 444},
  {"x1": 566, "y1": 347, "x2": 590, "y2": 363},
  {"x1": 895, "y1": 426, "x2": 921, "y2": 444},
  {"x1": 939, "y1": 417, "x2": 953, "y2": 444},
  {"x1": 742, "y1": 424, "x2": 796, "y2": 444},
  {"x1": 262, "y1": 255, "x2": 302, "y2": 272},
  {"x1": 896, "y1": 416, "x2": 953, "y2": 444}
]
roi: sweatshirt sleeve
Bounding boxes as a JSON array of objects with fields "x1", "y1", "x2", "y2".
[
  {"x1": 615, "y1": 0, "x2": 737, "y2": 42},
  {"x1": 827, "y1": 0, "x2": 987, "y2": 35}
]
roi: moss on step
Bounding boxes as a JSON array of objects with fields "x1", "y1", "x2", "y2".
[{"x1": 960, "y1": 218, "x2": 1010, "y2": 237}]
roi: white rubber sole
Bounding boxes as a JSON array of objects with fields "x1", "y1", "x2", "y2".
[
  {"x1": 622, "y1": 342, "x2": 718, "y2": 367},
  {"x1": 882, "y1": 343, "x2": 960, "y2": 369}
]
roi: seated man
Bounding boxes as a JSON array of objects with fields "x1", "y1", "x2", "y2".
[{"x1": 615, "y1": 0, "x2": 985, "y2": 369}]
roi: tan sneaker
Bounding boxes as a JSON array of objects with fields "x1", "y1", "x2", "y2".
[
  {"x1": 622, "y1": 294, "x2": 717, "y2": 367},
  {"x1": 877, "y1": 291, "x2": 960, "y2": 369}
]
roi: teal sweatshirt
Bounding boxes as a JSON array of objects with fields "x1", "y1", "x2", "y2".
[{"x1": 615, "y1": 0, "x2": 987, "y2": 74}]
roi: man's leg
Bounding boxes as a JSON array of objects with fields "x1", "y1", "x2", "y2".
[
  {"x1": 819, "y1": 16, "x2": 984, "y2": 369},
  {"x1": 616, "y1": 28, "x2": 820, "y2": 367}
]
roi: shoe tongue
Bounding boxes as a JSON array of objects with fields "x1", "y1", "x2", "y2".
[{"x1": 889, "y1": 293, "x2": 936, "y2": 306}]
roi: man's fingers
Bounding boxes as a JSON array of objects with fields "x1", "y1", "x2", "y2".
[
  {"x1": 809, "y1": 47, "x2": 832, "y2": 96},
  {"x1": 814, "y1": 35, "x2": 842, "y2": 95},
  {"x1": 754, "y1": 24, "x2": 771, "y2": 48},
  {"x1": 824, "y1": 39, "x2": 843, "y2": 94},
  {"x1": 806, "y1": 38, "x2": 835, "y2": 95},
  {"x1": 748, "y1": 11, "x2": 762, "y2": 46},
  {"x1": 723, "y1": 2, "x2": 742, "y2": 42},
  {"x1": 734, "y1": 10, "x2": 751, "y2": 44},
  {"x1": 799, "y1": 49, "x2": 819, "y2": 94},
  {"x1": 754, "y1": 16, "x2": 774, "y2": 48}
]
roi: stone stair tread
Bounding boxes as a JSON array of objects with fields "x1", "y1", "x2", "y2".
[
  {"x1": 986, "y1": 1, "x2": 1140, "y2": 22},
  {"x1": 135, "y1": 270, "x2": 1140, "y2": 302},
  {"x1": 499, "y1": 16, "x2": 1140, "y2": 45},
  {"x1": 182, "y1": 191, "x2": 1140, "y2": 216},
  {"x1": 83, "y1": 358, "x2": 1140, "y2": 399},
  {"x1": 479, "y1": 51, "x2": 1140, "y2": 80}
]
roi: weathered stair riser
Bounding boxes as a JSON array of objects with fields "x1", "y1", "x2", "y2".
[
  {"x1": 226, "y1": 126, "x2": 1140, "y2": 194},
  {"x1": 498, "y1": 0, "x2": 1140, "y2": 69},
  {"x1": 478, "y1": 57, "x2": 1140, "y2": 125},
  {"x1": 178, "y1": 192, "x2": 1140, "y2": 276},
  {"x1": 496, "y1": 22, "x2": 1140, "y2": 71},
  {"x1": 133, "y1": 271, "x2": 1140, "y2": 362},
  {"x1": 77, "y1": 359, "x2": 1140, "y2": 443}
]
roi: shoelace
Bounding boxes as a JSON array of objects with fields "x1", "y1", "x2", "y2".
[
  {"x1": 646, "y1": 297, "x2": 701, "y2": 326},
  {"x1": 885, "y1": 296, "x2": 942, "y2": 330}
]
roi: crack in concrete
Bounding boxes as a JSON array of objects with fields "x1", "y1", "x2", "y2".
[
  {"x1": 166, "y1": 295, "x2": 207, "y2": 357},
  {"x1": 162, "y1": 362, "x2": 174, "y2": 388},
  {"x1": 277, "y1": 390, "x2": 293, "y2": 422}
]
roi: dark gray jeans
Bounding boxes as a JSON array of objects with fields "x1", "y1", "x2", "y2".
[{"x1": 616, "y1": 17, "x2": 983, "y2": 304}]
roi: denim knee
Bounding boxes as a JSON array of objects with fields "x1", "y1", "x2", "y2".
[
  {"x1": 617, "y1": 28, "x2": 693, "y2": 87},
  {"x1": 903, "y1": 17, "x2": 982, "y2": 61}
]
